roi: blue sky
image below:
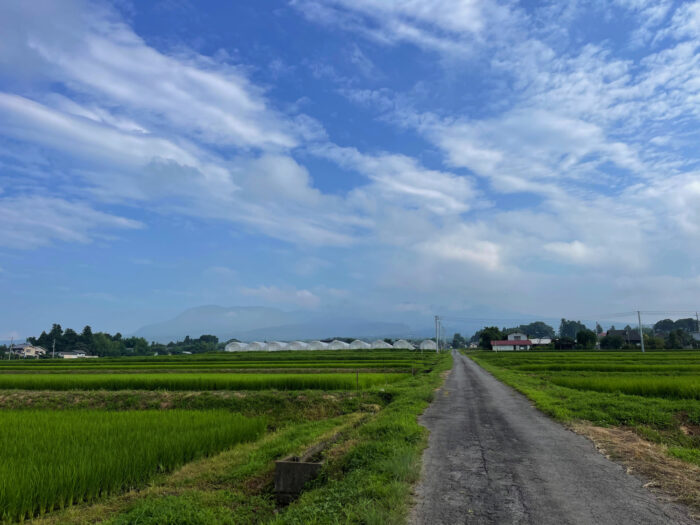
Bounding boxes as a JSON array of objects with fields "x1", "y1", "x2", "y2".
[{"x1": 2, "y1": 0, "x2": 700, "y2": 338}]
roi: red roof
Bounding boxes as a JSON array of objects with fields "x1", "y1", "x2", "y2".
[{"x1": 491, "y1": 340, "x2": 533, "y2": 345}]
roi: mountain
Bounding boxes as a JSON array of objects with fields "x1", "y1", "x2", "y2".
[{"x1": 132, "y1": 305, "x2": 417, "y2": 342}]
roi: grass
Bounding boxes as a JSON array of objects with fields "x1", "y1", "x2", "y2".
[
  {"x1": 0, "y1": 372, "x2": 407, "y2": 391},
  {"x1": 0, "y1": 410, "x2": 265, "y2": 523}
]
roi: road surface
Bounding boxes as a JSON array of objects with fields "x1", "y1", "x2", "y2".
[{"x1": 410, "y1": 350, "x2": 694, "y2": 525}]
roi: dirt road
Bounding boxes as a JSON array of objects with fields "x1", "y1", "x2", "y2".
[{"x1": 410, "y1": 351, "x2": 694, "y2": 525}]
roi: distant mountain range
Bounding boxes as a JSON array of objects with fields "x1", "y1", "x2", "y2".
[{"x1": 132, "y1": 305, "x2": 418, "y2": 343}]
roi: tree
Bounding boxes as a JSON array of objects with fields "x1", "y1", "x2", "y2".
[
  {"x1": 479, "y1": 327, "x2": 504, "y2": 350},
  {"x1": 576, "y1": 329, "x2": 597, "y2": 349},
  {"x1": 518, "y1": 322, "x2": 555, "y2": 338},
  {"x1": 653, "y1": 319, "x2": 675, "y2": 334},
  {"x1": 452, "y1": 333, "x2": 466, "y2": 348},
  {"x1": 559, "y1": 319, "x2": 588, "y2": 339},
  {"x1": 595, "y1": 323, "x2": 603, "y2": 335}
]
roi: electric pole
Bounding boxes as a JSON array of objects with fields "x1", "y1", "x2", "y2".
[
  {"x1": 8, "y1": 336, "x2": 13, "y2": 360},
  {"x1": 637, "y1": 310, "x2": 645, "y2": 353},
  {"x1": 52, "y1": 339, "x2": 56, "y2": 359},
  {"x1": 434, "y1": 315, "x2": 440, "y2": 353}
]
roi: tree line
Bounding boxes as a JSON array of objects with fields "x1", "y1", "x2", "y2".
[
  {"x1": 0, "y1": 324, "x2": 222, "y2": 357},
  {"x1": 454, "y1": 317, "x2": 700, "y2": 350}
]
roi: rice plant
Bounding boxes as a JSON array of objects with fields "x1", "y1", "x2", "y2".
[
  {"x1": 0, "y1": 410, "x2": 265, "y2": 523},
  {"x1": 0, "y1": 372, "x2": 406, "y2": 391}
]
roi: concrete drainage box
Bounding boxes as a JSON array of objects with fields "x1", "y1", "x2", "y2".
[{"x1": 274, "y1": 442, "x2": 326, "y2": 504}]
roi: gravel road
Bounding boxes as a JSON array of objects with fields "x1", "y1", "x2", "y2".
[{"x1": 410, "y1": 350, "x2": 695, "y2": 525}]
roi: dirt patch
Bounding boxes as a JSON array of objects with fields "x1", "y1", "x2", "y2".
[{"x1": 571, "y1": 422, "x2": 700, "y2": 519}]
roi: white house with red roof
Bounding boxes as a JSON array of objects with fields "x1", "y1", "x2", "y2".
[{"x1": 491, "y1": 332, "x2": 533, "y2": 351}]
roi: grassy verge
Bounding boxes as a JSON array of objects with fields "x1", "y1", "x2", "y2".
[{"x1": 269, "y1": 352, "x2": 452, "y2": 525}]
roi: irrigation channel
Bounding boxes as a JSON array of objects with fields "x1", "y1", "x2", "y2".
[{"x1": 410, "y1": 350, "x2": 694, "y2": 525}]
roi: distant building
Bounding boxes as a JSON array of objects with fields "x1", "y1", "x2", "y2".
[
  {"x1": 507, "y1": 332, "x2": 528, "y2": 341},
  {"x1": 691, "y1": 332, "x2": 700, "y2": 342},
  {"x1": 59, "y1": 350, "x2": 87, "y2": 359},
  {"x1": 491, "y1": 339, "x2": 533, "y2": 351},
  {"x1": 606, "y1": 329, "x2": 641, "y2": 345},
  {"x1": 224, "y1": 342, "x2": 248, "y2": 352},
  {"x1": 10, "y1": 343, "x2": 47, "y2": 358},
  {"x1": 419, "y1": 339, "x2": 437, "y2": 350},
  {"x1": 530, "y1": 338, "x2": 552, "y2": 346},
  {"x1": 327, "y1": 340, "x2": 350, "y2": 350}
]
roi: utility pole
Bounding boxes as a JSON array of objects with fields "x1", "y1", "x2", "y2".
[
  {"x1": 8, "y1": 336, "x2": 13, "y2": 360},
  {"x1": 434, "y1": 315, "x2": 440, "y2": 353},
  {"x1": 696, "y1": 312, "x2": 699, "y2": 333},
  {"x1": 52, "y1": 339, "x2": 56, "y2": 359},
  {"x1": 637, "y1": 310, "x2": 645, "y2": 353}
]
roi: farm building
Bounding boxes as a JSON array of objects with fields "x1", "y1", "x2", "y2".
[
  {"x1": 349, "y1": 339, "x2": 371, "y2": 349},
  {"x1": 491, "y1": 339, "x2": 533, "y2": 351},
  {"x1": 224, "y1": 342, "x2": 248, "y2": 352},
  {"x1": 419, "y1": 339, "x2": 437, "y2": 350},
  {"x1": 286, "y1": 341, "x2": 309, "y2": 350},
  {"x1": 59, "y1": 351, "x2": 88, "y2": 359},
  {"x1": 265, "y1": 341, "x2": 288, "y2": 351},
  {"x1": 247, "y1": 341, "x2": 266, "y2": 351},
  {"x1": 392, "y1": 339, "x2": 415, "y2": 349},
  {"x1": 371, "y1": 339, "x2": 393, "y2": 349},
  {"x1": 306, "y1": 341, "x2": 329, "y2": 350},
  {"x1": 327, "y1": 340, "x2": 350, "y2": 350}
]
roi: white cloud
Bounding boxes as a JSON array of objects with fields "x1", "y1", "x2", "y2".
[{"x1": 0, "y1": 196, "x2": 141, "y2": 249}]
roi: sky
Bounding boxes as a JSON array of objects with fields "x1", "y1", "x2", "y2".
[{"x1": 2, "y1": 0, "x2": 700, "y2": 339}]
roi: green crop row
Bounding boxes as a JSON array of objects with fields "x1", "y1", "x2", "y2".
[
  {"x1": 548, "y1": 375, "x2": 700, "y2": 399},
  {"x1": 0, "y1": 410, "x2": 265, "y2": 523},
  {"x1": 0, "y1": 372, "x2": 407, "y2": 391}
]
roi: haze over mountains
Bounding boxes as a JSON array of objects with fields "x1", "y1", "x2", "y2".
[{"x1": 133, "y1": 306, "x2": 417, "y2": 343}]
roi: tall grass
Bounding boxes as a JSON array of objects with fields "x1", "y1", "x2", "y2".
[
  {"x1": 0, "y1": 410, "x2": 265, "y2": 523},
  {"x1": 0, "y1": 372, "x2": 406, "y2": 391}
]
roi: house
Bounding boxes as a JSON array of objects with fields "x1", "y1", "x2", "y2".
[
  {"x1": 507, "y1": 332, "x2": 528, "y2": 341},
  {"x1": 530, "y1": 338, "x2": 552, "y2": 346},
  {"x1": 10, "y1": 343, "x2": 47, "y2": 358},
  {"x1": 691, "y1": 332, "x2": 700, "y2": 342},
  {"x1": 490, "y1": 339, "x2": 533, "y2": 351},
  {"x1": 606, "y1": 329, "x2": 641, "y2": 345}
]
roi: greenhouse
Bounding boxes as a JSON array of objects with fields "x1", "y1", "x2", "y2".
[
  {"x1": 246, "y1": 341, "x2": 266, "y2": 351},
  {"x1": 392, "y1": 339, "x2": 415, "y2": 350},
  {"x1": 224, "y1": 341, "x2": 248, "y2": 352},
  {"x1": 349, "y1": 339, "x2": 371, "y2": 349},
  {"x1": 419, "y1": 339, "x2": 438, "y2": 350},
  {"x1": 286, "y1": 341, "x2": 309, "y2": 350},
  {"x1": 370, "y1": 339, "x2": 393, "y2": 349},
  {"x1": 306, "y1": 341, "x2": 329, "y2": 350},
  {"x1": 265, "y1": 341, "x2": 288, "y2": 351},
  {"x1": 326, "y1": 340, "x2": 350, "y2": 350}
]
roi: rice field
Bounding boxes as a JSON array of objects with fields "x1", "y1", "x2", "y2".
[
  {"x1": 0, "y1": 349, "x2": 437, "y2": 522},
  {"x1": 0, "y1": 410, "x2": 265, "y2": 523},
  {"x1": 0, "y1": 371, "x2": 406, "y2": 391}
]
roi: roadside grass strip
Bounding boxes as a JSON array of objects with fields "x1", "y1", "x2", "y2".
[
  {"x1": 0, "y1": 410, "x2": 265, "y2": 523},
  {"x1": 0, "y1": 372, "x2": 407, "y2": 391}
]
